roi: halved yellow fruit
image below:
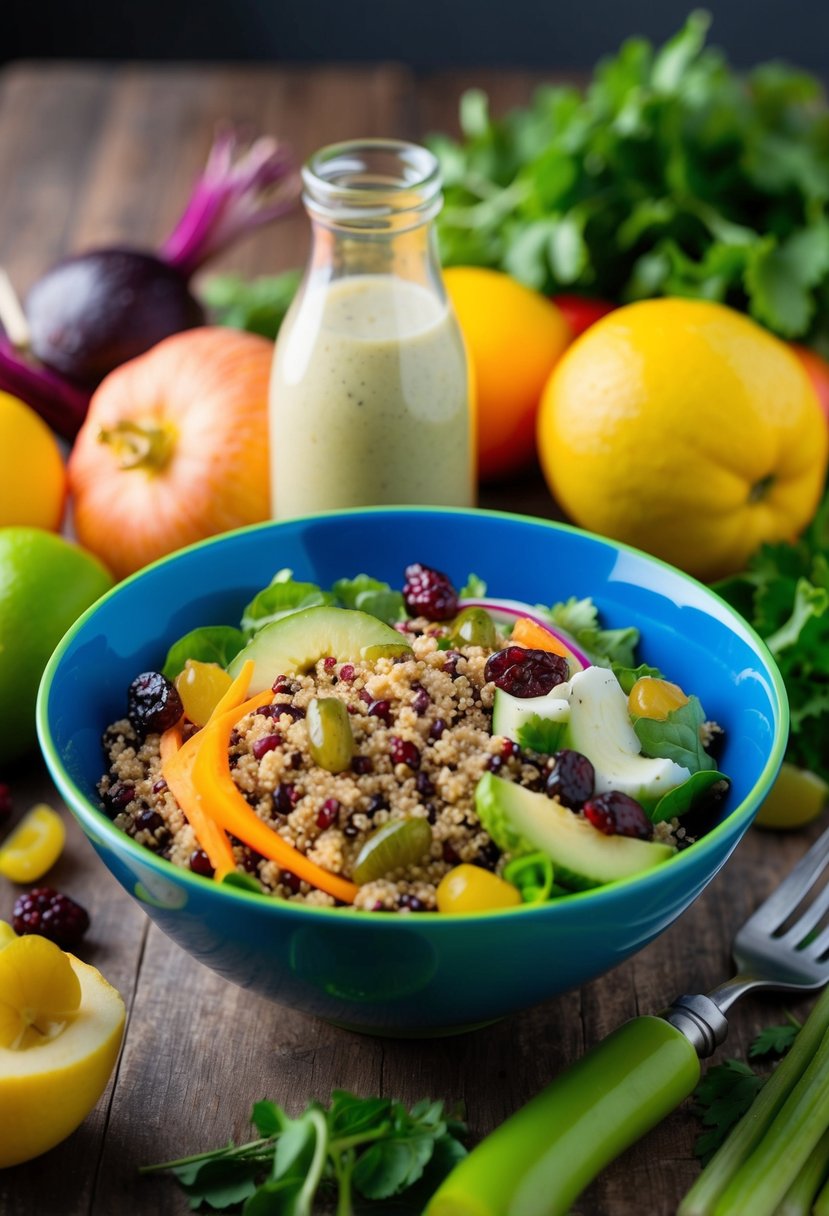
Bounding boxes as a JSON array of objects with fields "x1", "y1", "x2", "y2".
[
  {"x1": 755, "y1": 762, "x2": 829, "y2": 830},
  {"x1": 0, "y1": 939, "x2": 125, "y2": 1167},
  {"x1": 0, "y1": 803, "x2": 65, "y2": 882},
  {"x1": 0, "y1": 921, "x2": 16, "y2": 948}
]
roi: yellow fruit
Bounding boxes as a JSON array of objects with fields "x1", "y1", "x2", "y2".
[
  {"x1": 0, "y1": 940, "x2": 125, "y2": 1167},
  {"x1": 0, "y1": 922, "x2": 17, "y2": 948},
  {"x1": 0, "y1": 392, "x2": 66, "y2": 530},
  {"x1": 0, "y1": 527, "x2": 113, "y2": 763},
  {"x1": 436, "y1": 864, "x2": 522, "y2": 913},
  {"x1": 175, "y1": 660, "x2": 233, "y2": 727},
  {"x1": 755, "y1": 762, "x2": 829, "y2": 830},
  {"x1": 444, "y1": 267, "x2": 571, "y2": 481},
  {"x1": 0, "y1": 804, "x2": 66, "y2": 882},
  {"x1": 537, "y1": 299, "x2": 829, "y2": 581},
  {"x1": 628, "y1": 677, "x2": 689, "y2": 722}
]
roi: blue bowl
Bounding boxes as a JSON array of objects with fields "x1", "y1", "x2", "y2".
[{"x1": 37, "y1": 509, "x2": 787, "y2": 1034}]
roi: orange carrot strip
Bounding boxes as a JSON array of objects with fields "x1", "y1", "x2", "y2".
[
  {"x1": 209, "y1": 659, "x2": 255, "y2": 721},
  {"x1": 512, "y1": 616, "x2": 572, "y2": 659},
  {"x1": 191, "y1": 700, "x2": 359, "y2": 905}
]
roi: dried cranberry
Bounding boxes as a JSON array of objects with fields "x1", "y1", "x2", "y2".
[
  {"x1": 339, "y1": 664, "x2": 355, "y2": 683},
  {"x1": 127, "y1": 671, "x2": 183, "y2": 734},
  {"x1": 252, "y1": 733, "x2": 282, "y2": 761},
  {"x1": 323, "y1": 656, "x2": 336, "y2": 670},
  {"x1": 351, "y1": 755, "x2": 373, "y2": 775},
  {"x1": 189, "y1": 849, "x2": 214, "y2": 878},
  {"x1": 343, "y1": 824, "x2": 359, "y2": 839},
  {"x1": 0, "y1": 783, "x2": 11, "y2": 823},
  {"x1": 484, "y1": 647, "x2": 568, "y2": 698},
  {"x1": 358, "y1": 689, "x2": 373, "y2": 705},
  {"x1": 415, "y1": 771, "x2": 435, "y2": 798},
  {"x1": 273, "y1": 784, "x2": 297, "y2": 816},
  {"x1": 429, "y1": 718, "x2": 446, "y2": 741},
  {"x1": 13, "y1": 887, "x2": 90, "y2": 948},
  {"x1": 135, "y1": 808, "x2": 164, "y2": 834},
  {"x1": 366, "y1": 794, "x2": 388, "y2": 816},
  {"x1": 102, "y1": 781, "x2": 135, "y2": 817},
  {"x1": 274, "y1": 704, "x2": 306, "y2": 722},
  {"x1": 316, "y1": 798, "x2": 340, "y2": 830},
  {"x1": 282, "y1": 870, "x2": 301, "y2": 894},
  {"x1": 289, "y1": 751, "x2": 303, "y2": 770},
  {"x1": 255, "y1": 704, "x2": 280, "y2": 719},
  {"x1": 241, "y1": 849, "x2": 263, "y2": 873},
  {"x1": 272, "y1": 675, "x2": 295, "y2": 693},
  {"x1": 412, "y1": 686, "x2": 431, "y2": 715},
  {"x1": 368, "y1": 699, "x2": 392, "y2": 724},
  {"x1": 546, "y1": 750, "x2": 595, "y2": 810},
  {"x1": 442, "y1": 842, "x2": 460, "y2": 864},
  {"x1": 151, "y1": 777, "x2": 168, "y2": 794},
  {"x1": 486, "y1": 754, "x2": 504, "y2": 773},
  {"x1": 442, "y1": 650, "x2": 462, "y2": 677},
  {"x1": 402, "y1": 563, "x2": 458, "y2": 620},
  {"x1": 472, "y1": 840, "x2": 501, "y2": 871},
  {"x1": 501, "y1": 739, "x2": 521, "y2": 759},
  {"x1": 583, "y1": 791, "x2": 653, "y2": 840},
  {"x1": 390, "y1": 737, "x2": 421, "y2": 770},
  {"x1": 398, "y1": 893, "x2": 426, "y2": 912}
]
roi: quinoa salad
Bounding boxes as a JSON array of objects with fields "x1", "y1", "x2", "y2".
[{"x1": 98, "y1": 563, "x2": 729, "y2": 914}]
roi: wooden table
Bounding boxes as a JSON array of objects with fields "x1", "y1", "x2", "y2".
[{"x1": 0, "y1": 62, "x2": 815, "y2": 1216}]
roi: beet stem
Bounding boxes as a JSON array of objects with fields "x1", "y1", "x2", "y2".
[
  {"x1": 161, "y1": 129, "x2": 301, "y2": 280},
  {"x1": 0, "y1": 327, "x2": 90, "y2": 439}
]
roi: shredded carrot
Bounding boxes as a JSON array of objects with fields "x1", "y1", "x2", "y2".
[
  {"x1": 190, "y1": 698, "x2": 359, "y2": 905},
  {"x1": 512, "y1": 616, "x2": 572, "y2": 659}
]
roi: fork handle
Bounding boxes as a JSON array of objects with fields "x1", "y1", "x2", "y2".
[{"x1": 426, "y1": 1016, "x2": 701, "y2": 1216}]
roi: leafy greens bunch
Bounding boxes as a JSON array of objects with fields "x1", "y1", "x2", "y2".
[
  {"x1": 430, "y1": 11, "x2": 829, "y2": 343},
  {"x1": 140, "y1": 1091, "x2": 466, "y2": 1215}
]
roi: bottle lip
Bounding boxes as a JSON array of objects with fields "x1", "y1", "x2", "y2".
[{"x1": 302, "y1": 139, "x2": 442, "y2": 229}]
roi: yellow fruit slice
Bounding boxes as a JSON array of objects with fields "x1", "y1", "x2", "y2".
[
  {"x1": 0, "y1": 948, "x2": 125, "y2": 1167},
  {"x1": 0, "y1": 922, "x2": 16, "y2": 948},
  {"x1": 0, "y1": 803, "x2": 65, "y2": 882},
  {"x1": 755, "y1": 762, "x2": 829, "y2": 830},
  {"x1": 0, "y1": 935, "x2": 81, "y2": 1049}
]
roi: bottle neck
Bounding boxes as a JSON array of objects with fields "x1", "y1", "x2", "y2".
[{"x1": 307, "y1": 218, "x2": 445, "y2": 296}]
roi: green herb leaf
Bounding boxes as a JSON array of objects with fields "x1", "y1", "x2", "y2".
[
  {"x1": 352, "y1": 1137, "x2": 435, "y2": 1200},
  {"x1": 241, "y1": 575, "x2": 334, "y2": 637},
  {"x1": 749, "y1": 1022, "x2": 800, "y2": 1058},
  {"x1": 611, "y1": 661, "x2": 665, "y2": 695},
  {"x1": 331, "y1": 575, "x2": 405, "y2": 625},
  {"x1": 650, "y1": 770, "x2": 729, "y2": 824},
  {"x1": 459, "y1": 573, "x2": 487, "y2": 599},
  {"x1": 634, "y1": 696, "x2": 715, "y2": 773},
  {"x1": 221, "y1": 872, "x2": 264, "y2": 894},
  {"x1": 547, "y1": 597, "x2": 640, "y2": 666},
  {"x1": 162, "y1": 626, "x2": 247, "y2": 680},
  {"x1": 252, "y1": 1102, "x2": 284, "y2": 1138},
  {"x1": 201, "y1": 270, "x2": 301, "y2": 340},
  {"x1": 692, "y1": 1060, "x2": 765, "y2": 1164},
  {"x1": 515, "y1": 714, "x2": 568, "y2": 756}
]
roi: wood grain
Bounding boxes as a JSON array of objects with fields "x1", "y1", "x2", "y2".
[{"x1": 0, "y1": 62, "x2": 815, "y2": 1216}]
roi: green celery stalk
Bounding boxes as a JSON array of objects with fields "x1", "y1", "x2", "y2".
[
  {"x1": 712, "y1": 1025, "x2": 829, "y2": 1216},
  {"x1": 772, "y1": 1126, "x2": 829, "y2": 1216},
  {"x1": 679, "y1": 984, "x2": 829, "y2": 1216},
  {"x1": 425, "y1": 1016, "x2": 699, "y2": 1216}
]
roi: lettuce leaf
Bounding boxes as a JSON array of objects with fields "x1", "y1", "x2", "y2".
[
  {"x1": 330, "y1": 575, "x2": 405, "y2": 625},
  {"x1": 241, "y1": 570, "x2": 333, "y2": 637},
  {"x1": 650, "y1": 770, "x2": 730, "y2": 824},
  {"x1": 162, "y1": 626, "x2": 246, "y2": 680},
  {"x1": 547, "y1": 596, "x2": 640, "y2": 667},
  {"x1": 634, "y1": 697, "x2": 716, "y2": 774}
]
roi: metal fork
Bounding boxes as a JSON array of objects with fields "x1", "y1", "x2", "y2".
[
  {"x1": 665, "y1": 825, "x2": 829, "y2": 1054},
  {"x1": 428, "y1": 827, "x2": 829, "y2": 1216}
]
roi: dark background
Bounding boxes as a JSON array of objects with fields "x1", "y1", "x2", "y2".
[{"x1": 5, "y1": 0, "x2": 829, "y2": 72}]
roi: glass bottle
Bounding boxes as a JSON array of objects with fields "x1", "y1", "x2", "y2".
[{"x1": 269, "y1": 139, "x2": 474, "y2": 518}]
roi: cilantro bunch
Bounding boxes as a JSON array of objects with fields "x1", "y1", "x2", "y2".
[
  {"x1": 715, "y1": 487, "x2": 829, "y2": 781},
  {"x1": 141, "y1": 1091, "x2": 466, "y2": 1214},
  {"x1": 431, "y1": 11, "x2": 829, "y2": 344}
]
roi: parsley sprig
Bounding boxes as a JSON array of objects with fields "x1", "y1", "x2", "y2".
[{"x1": 140, "y1": 1092, "x2": 466, "y2": 1215}]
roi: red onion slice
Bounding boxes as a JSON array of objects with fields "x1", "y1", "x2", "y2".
[{"x1": 458, "y1": 598, "x2": 592, "y2": 670}]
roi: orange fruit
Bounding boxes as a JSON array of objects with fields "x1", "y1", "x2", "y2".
[
  {"x1": 444, "y1": 268, "x2": 571, "y2": 481},
  {"x1": 537, "y1": 299, "x2": 829, "y2": 581},
  {"x1": 0, "y1": 391, "x2": 65, "y2": 530}
]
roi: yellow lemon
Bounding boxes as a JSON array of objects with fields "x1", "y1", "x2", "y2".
[
  {"x1": 0, "y1": 804, "x2": 66, "y2": 883},
  {"x1": 755, "y1": 762, "x2": 829, "y2": 830},
  {"x1": 537, "y1": 299, "x2": 829, "y2": 581},
  {"x1": 0, "y1": 921, "x2": 17, "y2": 948},
  {"x1": 0, "y1": 936, "x2": 125, "y2": 1167},
  {"x1": 0, "y1": 392, "x2": 66, "y2": 530}
]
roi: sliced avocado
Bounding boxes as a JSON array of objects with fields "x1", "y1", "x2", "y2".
[
  {"x1": 491, "y1": 687, "x2": 570, "y2": 742},
  {"x1": 228, "y1": 606, "x2": 413, "y2": 694},
  {"x1": 475, "y1": 772, "x2": 675, "y2": 890},
  {"x1": 565, "y1": 667, "x2": 690, "y2": 811}
]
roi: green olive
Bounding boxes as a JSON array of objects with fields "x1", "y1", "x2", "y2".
[
  {"x1": 307, "y1": 696, "x2": 354, "y2": 773},
  {"x1": 451, "y1": 607, "x2": 497, "y2": 649},
  {"x1": 353, "y1": 817, "x2": 433, "y2": 885},
  {"x1": 361, "y1": 641, "x2": 413, "y2": 664}
]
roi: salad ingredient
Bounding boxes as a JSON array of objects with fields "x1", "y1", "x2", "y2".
[
  {"x1": 127, "y1": 671, "x2": 184, "y2": 735},
  {"x1": 754, "y1": 762, "x2": 828, "y2": 829},
  {"x1": 545, "y1": 750, "x2": 595, "y2": 809},
  {"x1": 538, "y1": 298, "x2": 828, "y2": 581},
  {"x1": 583, "y1": 791, "x2": 653, "y2": 839},
  {"x1": 426, "y1": 1016, "x2": 699, "y2": 1216},
  {"x1": 0, "y1": 936, "x2": 125, "y2": 1168},
  {"x1": 629, "y1": 675, "x2": 689, "y2": 721},
  {"x1": 201, "y1": 269, "x2": 302, "y2": 339},
  {"x1": 792, "y1": 345, "x2": 829, "y2": 427},
  {"x1": 491, "y1": 686, "x2": 570, "y2": 745},
  {"x1": 0, "y1": 805, "x2": 65, "y2": 883},
  {"x1": 25, "y1": 129, "x2": 296, "y2": 388},
  {"x1": 306, "y1": 696, "x2": 354, "y2": 774},
  {"x1": 272, "y1": 274, "x2": 472, "y2": 516},
  {"x1": 450, "y1": 606, "x2": 498, "y2": 650},
  {"x1": 443, "y1": 266, "x2": 570, "y2": 480},
  {"x1": 565, "y1": 667, "x2": 691, "y2": 808},
  {"x1": 227, "y1": 606, "x2": 413, "y2": 696},
  {"x1": 458, "y1": 596, "x2": 591, "y2": 668},
  {"x1": 484, "y1": 646, "x2": 568, "y2": 697},
  {"x1": 0, "y1": 922, "x2": 16, "y2": 948},
  {"x1": 68, "y1": 326, "x2": 274, "y2": 578},
  {"x1": 432, "y1": 14, "x2": 829, "y2": 349},
  {"x1": 402, "y1": 561, "x2": 460, "y2": 621},
  {"x1": 352, "y1": 817, "x2": 433, "y2": 886},
  {"x1": 714, "y1": 487, "x2": 829, "y2": 784},
  {"x1": 0, "y1": 527, "x2": 112, "y2": 763},
  {"x1": 0, "y1": 329, "x2": 91, "y2": 440},
  {"x1": 436, "y1": 864, "x2": 522, "y2": 913},
  {"x1": 141, "y1": 1091, "x2": 467, "y2": 1215},
  {"x1": 679, "y1": 985, "x2": 829, "y2": 1216},
  {"x1": 0, "y1": 391, "x2": 65, "y2": 529},
  {"x1": 174, "y1": 660, "x2": 234, "y2": 727},
  {"x1": 552, "y1": 295, "x2": 615, "y2": 338},
  {"x1": 511, "y1": 615, "x2": 571, "y2": 659},
  {"x1": 12, "y1": 888, "x2": 90, "y2": 949},
  {"x1": 475, "y1": 772, "x2": 673, "y2": 890}
]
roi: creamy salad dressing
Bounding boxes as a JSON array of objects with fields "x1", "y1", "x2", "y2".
[{"x1": 270, "y1": 274, "x2": 473, "y2": 516}]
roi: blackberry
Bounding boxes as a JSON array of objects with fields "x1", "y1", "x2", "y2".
[
  {"x1": 127, "y1": 671, "x2": 183, "y2": 734},
  {"x1": 13, "y1": 887, "x2": 90, "y2": 948},
  {"x1": 402, "y1": 563, "x2": 458, "y2": 620}
]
